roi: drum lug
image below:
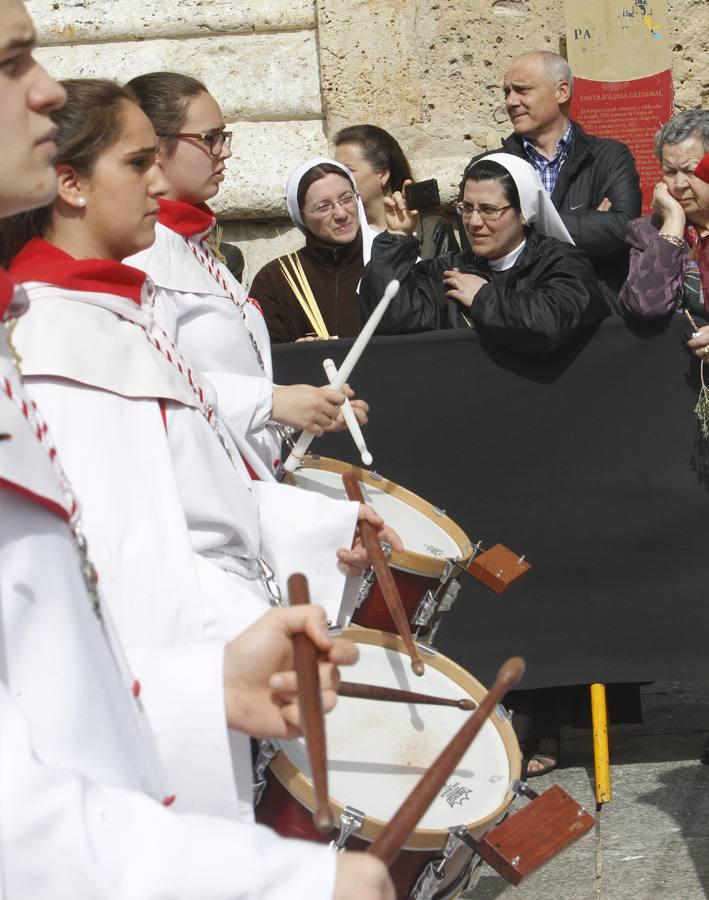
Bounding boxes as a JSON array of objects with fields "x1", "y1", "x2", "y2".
[
  {"x1": 495, "y1": 702, "x2": 512, "y2": 722},
  {"x1": 329, "y1": 805, "x2": 365, "y2": 852},
  {"x1": 437, "y1": 577, "x2": 461, "y2": 614},
  {"x1": 411, "y1": 825, "x2": 472, "y2": 900},
  {"x1": 354, "y1": 567, "x2": 376, "y2": 610},
  {"x1": 252, "y1": 740, "x2": 277, "y2": 807},
  {"x1": 412, "y1": 589, "x2": 438, "y2": 628},
  {"x1": 510, "y1": 779, "x2": 540, "y2": 802}
]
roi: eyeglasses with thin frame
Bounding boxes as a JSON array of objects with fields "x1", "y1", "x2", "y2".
[
  {"x1": 306, "y1": 191, "x2": 359, "y2": 218},
  {"x1": 455, "y1": 201, "x2": 512, "y2": 222},
  {"x1": 171, "y1": 130, "x2": 233, "y2": 157}
]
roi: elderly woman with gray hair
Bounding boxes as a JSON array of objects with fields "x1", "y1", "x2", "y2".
[{"x1": 619, "y1": 110, "x2": 709, "y2": 359}]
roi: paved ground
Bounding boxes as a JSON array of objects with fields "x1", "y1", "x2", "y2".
[{"x1": 462, "y1": 681, "x2": 709, "y2": 900}]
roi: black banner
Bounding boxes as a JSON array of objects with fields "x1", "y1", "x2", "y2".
[{"x1": 273, "y1": 315, "x2": 708, "y2": 689}]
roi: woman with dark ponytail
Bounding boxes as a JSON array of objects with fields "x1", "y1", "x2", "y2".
[
  {"x1": 334, "y1": 123, "x2": 459, "y2": 260},
  {"x1": 125, "y1": 72, "x2": 366, "y2": 472}
]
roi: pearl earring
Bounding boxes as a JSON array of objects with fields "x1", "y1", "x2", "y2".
[{"x1": 76, "y1": 197, "x2": 86, "y2": 208}]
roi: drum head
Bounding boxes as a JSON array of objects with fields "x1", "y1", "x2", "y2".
[
  {"x1": 286, "y1": 456, "x2": 472, "y2": 576},
  {"x1": 270, "y1": 629, "x2": 521, "y2": 850}
]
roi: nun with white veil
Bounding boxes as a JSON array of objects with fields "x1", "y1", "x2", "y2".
[
  {"x1": 250, "y1": 157, "x2": 376, "y2": 343},
  {"x1": 360, "y1": 152, "x2": 609, "y2": 357}
]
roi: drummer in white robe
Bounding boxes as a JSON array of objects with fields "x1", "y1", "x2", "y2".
[
  {"x1": 125, "y1": 72, "x2": 368, "y2": 477},
  {"x1": 7, "y1": 78, "x2": 401, "y2": 822},
  {"x1": 0, "y1": 11, "x2": 394, "y2": 896}
]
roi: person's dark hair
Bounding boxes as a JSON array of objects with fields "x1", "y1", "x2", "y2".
[
  {"x1": 462, "y1": 159, "x2": 522, "y2": 214},
  {"x1": 127, "y1": 71, "x2": 207, "y2": 153},
  {"x1": 297, "y1": 163, "x2": 355, "y2": 212},
  {"x1": 0, "y1": 78, "x2": 138, "y2": 267},
  {"x1": 333, "y1": 124, "x2": 413, "y2": 193}
]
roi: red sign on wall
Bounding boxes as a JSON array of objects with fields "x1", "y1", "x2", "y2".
[{"x1": 570, "y1": 70, "x2": 674, "y2": 213}]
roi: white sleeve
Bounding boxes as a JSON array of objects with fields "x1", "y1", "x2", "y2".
[
  {"x1": 126, "y1": 642, "x2": 245, "y2": 820},
  {"x1": 254, "y1": 481, "x2": 360, "y2": 623},
  {"x1": 0, "y1": 682, "x2": 338, "y2": 900},
  {"x1": 158, "y1": 288, "x2": 274, "y2": 435},
  {"x1": 22, "y1": 379, "x2": 244, "y2": 817}
]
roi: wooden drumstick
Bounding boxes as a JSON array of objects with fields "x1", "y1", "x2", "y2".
[
  {"x1": 367, "y1": 656, "x2": 525, "y2": 866},
  {"x1": 287, "y1": 573, "x2": 335, "y2": 834},
  {"x1": 342, "y1": 471, "x2": 424, "y2": 676},
  {"x1": 338, "y1": 681, "x2": 476, "y2": 710}
]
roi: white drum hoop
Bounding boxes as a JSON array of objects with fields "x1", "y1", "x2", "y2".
[
  {"x1": 268, "y1": 628, "x2": 522, "y2": 851},
  {"x1": 285, "y1": 456, "x2": 474, "y2": 577}
]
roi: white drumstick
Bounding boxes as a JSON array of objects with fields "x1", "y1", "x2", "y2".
[
  {"x1": 323, "y1": 358, "x2": 373, "y2": 467},
  {"x1": 283, "y1": 279, "x2": 399, "y2": 473}
]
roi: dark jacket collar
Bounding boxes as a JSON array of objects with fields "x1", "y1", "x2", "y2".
[{"x1": 303, "y1": 228, "x2": 363, "y2": 269}]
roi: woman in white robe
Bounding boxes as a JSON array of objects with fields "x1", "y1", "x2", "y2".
[
  {"x1": 0, "y1": 264, "x2": 390, "y2": 900},
  {"x1": 6, "y1": 79, "x2": 400, "y2": 822},
  {"x1": 0, "y1": 13, "x2": 392, "y2": 896},
  {"x1": 125, "y1": 72, "x2": 368, "y2": 476}
]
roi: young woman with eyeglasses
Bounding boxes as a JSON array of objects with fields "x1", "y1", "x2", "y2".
[
  {"x1": 125, "y1": 74, "x2": 367, "y2": 475},
  {"x1": 360, "y1": 154, "x2": 608, "y2": 357},
  {"x1": 250, "y1": 159, "x2": 375, "y2": 343}
]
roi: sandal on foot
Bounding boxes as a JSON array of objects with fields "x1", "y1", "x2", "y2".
[{"x1": 523, "y1": 734, "x2": 559, "y2": 779}]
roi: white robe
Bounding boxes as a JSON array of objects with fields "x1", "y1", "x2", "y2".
[
  {"x1": 128, "y1": 221, "x2": 282, "y2": 475},
  {"x1": 0, "y1": 322, "x2": 337, "y2": 900},
  {"x1": 12, "y1": 276, "x2": 359, "y2": 819}
]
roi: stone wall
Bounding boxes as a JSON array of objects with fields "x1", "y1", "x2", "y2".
[{"x1": 29, "y1": 0, "x2": 708, "y2": 285}]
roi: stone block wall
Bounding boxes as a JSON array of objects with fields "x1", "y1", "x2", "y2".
[{"x1": 29, "y1": 0, "x2": 708, "y2": 285}]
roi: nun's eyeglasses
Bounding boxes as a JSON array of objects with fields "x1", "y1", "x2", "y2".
[
  {"x1": 455, "y1": 202, "x2": 512, "y2": 222},
  {"x1": 172, "y1": 130, "x2": 233, "y2": 157},
  {"x1": 307, "y1": 191, "x2": 359, "y2": 217}
]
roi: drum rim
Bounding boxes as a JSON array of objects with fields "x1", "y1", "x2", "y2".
[
  {"x1": 285, "y1": 455, "x2": 474, "y2": 577},
  {"x1": 267, "y1": 627, "x2": 522, "y2": 851}
]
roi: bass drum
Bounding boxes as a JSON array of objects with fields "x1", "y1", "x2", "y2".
[
  {"x1": 255, "y1": 628, "x2": 521, "y2": 899},
  {"x1": 285, "y1": 456, "x2": 474, "y2": 640}
]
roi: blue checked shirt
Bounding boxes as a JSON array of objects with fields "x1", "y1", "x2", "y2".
[{"x1": 522, "y1": 122, "x2": 573, "y2": 195}]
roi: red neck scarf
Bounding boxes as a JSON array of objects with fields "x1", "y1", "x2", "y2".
[
  {"x1": 157, "y1": 199, "x2": 215, "y2": 238},
  {"x1": 9, "y1": 239, "x2": 147, "y2": 306}
]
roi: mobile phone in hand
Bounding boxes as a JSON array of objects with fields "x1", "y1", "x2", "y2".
[{"x1": 404, "y1": 178, "x2": 440, "y2": 211}]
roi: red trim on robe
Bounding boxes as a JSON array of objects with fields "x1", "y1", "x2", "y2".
[
  {"x1": 240, "y1": 454, "x2": 259, "y2": 481},
  {"x1": 158, "y1": 398, "x2": 168, "y2": 432},
  {"x1": 0, "y1": 476, "x2": 70, "y2": 522},
  {"x1": 9, "y1": 239, "x2": 147, "y2": 306},
  {"x1": 158, "y1": 198, "x2": 215, "y2": 238}
]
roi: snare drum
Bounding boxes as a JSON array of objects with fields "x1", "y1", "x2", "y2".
[
  {"x1": 286, "y1": 456, "x2": 474, "y2": 640},
  {"x1": 254, "y1": 629, "x2": 521, "y2": 899}
]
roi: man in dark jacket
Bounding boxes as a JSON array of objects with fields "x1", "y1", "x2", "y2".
[{"x1": 464, "y1": 51, "x2": 641, "y2": 313}]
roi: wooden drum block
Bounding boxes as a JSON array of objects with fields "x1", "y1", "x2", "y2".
[
  {"x1": 467, "y1": 544, "x2": 531, "y2": 594},
  {"x1": 475, "y1": 785, "x2": 594, "y2": 885}
]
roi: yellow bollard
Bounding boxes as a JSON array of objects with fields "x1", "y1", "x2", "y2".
[{"x1": 590, "y1": 683, "x2": 611, "y2": 804}]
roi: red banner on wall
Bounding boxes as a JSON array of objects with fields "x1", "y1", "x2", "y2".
[{"x1": 570, "y1": 70, "x2": 674, "y2": 213}]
